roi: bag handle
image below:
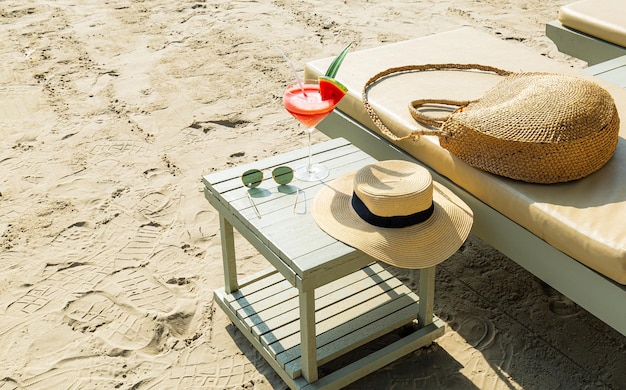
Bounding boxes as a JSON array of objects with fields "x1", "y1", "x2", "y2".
[{"x1": 362, "y1": 64, "x2": 512, "y2": 141}]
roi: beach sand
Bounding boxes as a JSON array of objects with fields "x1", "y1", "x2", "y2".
[{"x1": 1, "y1": 0, "x2": 625, "y2": 389}]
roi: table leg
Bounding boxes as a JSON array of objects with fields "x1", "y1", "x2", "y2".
[
  {"x1": 299, "y1": 288, "x2": 318, "y2": 383},
  {"x1": 418, "y1": 266, "x2": 436, "y2": 328},
  {"x1": 220, "y1": 216, "x2": 238, "y2": 294}
]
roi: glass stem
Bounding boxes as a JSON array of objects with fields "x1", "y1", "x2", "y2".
[{"x1": 307, "y1": 130, "x2": 313, "y2": 173}]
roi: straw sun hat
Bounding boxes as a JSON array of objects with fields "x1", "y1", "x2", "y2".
[{"x1": 312, "y1": 160, "x2": 473, "y2": 269}]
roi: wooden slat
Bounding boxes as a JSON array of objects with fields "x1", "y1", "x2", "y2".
[
  {"x1": 233, "y1": 267, "x2": 279, "y2": 290},
  {"x1": 261, "y1": 276, "x2": 407, "y2": 349},
  {"x1": 212, "y1": 226, "x2": 432, "y2": 384},
  {"x1": 297, "y1": 319, "x2": 445, "y2": 390},
  {"x1": 237, "y1": 286, "x2": 299, "y2": 325},
  {"x1": 252, "y1": 268, "x2": 398, "y2": 341},
  {"x1": 241, "y1": 264, "x2": 383, "y2": 329},
  {"x1": 267, "y1": 283, "x2": 417, "y2": 360},
  {"x1": 226, "y1": 271, "x2": 285, "y2": 302},
  {"x1": 220, "y1": 263, "x2": 420, "y2": 375},
  {"x1": 241, "y1": 264, "x2": 381, "y2": 329},
  {"x1": 253, "y1": 267, "x2": 392, "y2": 345},
  {"x1": 295, "y1": 244, "x2": 378, "y2": 291},
  {"x1": 263, "y1": 223, "x2": 349, "y2": 275},
  {"x1": 207, "y1": 156, "x2": 376, "y2": 284},
  {"x1": 255, "y1": 153, "x2": 372, "y2": 223},
  {"x1": 279, "y1": 294, "x2": 419, "y2": 378},
  {"x1": 284, "y1": 303, "x2": 421, "y2": 379},
  {"x1": 229, "y1": 278, "x2": 292, "y2": 312}
]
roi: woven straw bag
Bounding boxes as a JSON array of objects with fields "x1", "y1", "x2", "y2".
[{"x1": 363, "y1": 64, "x2": 620, "y2": 183}]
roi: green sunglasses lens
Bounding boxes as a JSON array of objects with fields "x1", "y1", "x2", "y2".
[
  {"x1": 242, "y1": 169, "x2": 263, "y2": 188},
  {"x1": 272, "y1": 166, "x2": 293, "y2": 185}
]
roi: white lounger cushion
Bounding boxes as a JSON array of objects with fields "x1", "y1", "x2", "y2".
[
  {"x1": 559, "y1": 0, "x2": 626, "y2": 48},
  {"x1": 305, "y1": 28, "x2": 626, "y2": 284}
]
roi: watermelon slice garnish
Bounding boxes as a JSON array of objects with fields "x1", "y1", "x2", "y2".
[
  {"x1": 319, "y1": 76, "x2": 348, "y2": 104},
  {"x1": 319, "y1": 42, "x2": 353, "y2": 104}
]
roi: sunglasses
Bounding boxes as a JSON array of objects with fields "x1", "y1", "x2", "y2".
[
  {"x1": 241, "y1": 166, "x2": 294, "y2": 188},
  {"x1": 241, "y1": 166, "x2": 303, "y2": 217}
]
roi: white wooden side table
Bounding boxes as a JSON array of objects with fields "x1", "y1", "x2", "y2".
[{"x1": 203, "y1": 138, "x2": 445, "y2": 389}]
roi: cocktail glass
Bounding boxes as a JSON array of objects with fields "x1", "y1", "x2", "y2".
[{"x1": 283, "y1": 79, "x2": 338, "y2": 181}]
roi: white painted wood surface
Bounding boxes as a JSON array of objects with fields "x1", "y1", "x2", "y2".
[
  {"x1": 586, "y1": 54, "x2": 626, "y2": 87},
  {"x1": 546, "y1": 20, "x2": 626, "y2": 65}
]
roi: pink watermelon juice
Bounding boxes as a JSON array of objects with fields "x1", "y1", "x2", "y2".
[{"x1": 283, "y1": 84, "x2": 336, "y2": 130}]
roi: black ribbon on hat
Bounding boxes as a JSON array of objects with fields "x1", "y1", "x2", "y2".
[{"x1": 351, "y1": 192, "x2": 435, "y2": 228}]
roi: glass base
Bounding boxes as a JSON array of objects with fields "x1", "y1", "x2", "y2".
[{"x1": 294, "y1": 163, "x2": 329, "y2": 182}]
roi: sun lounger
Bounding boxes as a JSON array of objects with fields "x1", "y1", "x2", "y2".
[
  {"x1": 546, "y1": 0, "x2": 626, "y2": 65},
  {"x1": 305, "y1": 27, "x2": 626, "y2": 337}
]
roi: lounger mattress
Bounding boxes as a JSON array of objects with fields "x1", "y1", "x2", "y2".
[{"x1": 559, "y1": 0, "x2": 626, "y2": 48}]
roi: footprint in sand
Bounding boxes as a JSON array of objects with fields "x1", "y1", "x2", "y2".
[
  {"x1": 5, "y1": 265, "x2": 108, "y2": 316},
  {"x1": 539, "y1": 282, "x2": 581, "y2": 318},
  {"x1": 179, "y1": 126, "x2": 203, "y2": 145},
  {"x1": 181, "y1": 209, "x2": 218, "y2": 244},
  {"x1": 548, "y1": 295, "x2": 580, "y2": 318},
  {"x1": 113, "y1": 223, "x2": 162, "y2": 269},
  {"x1": 96, "y1": 267, "x2": 177, "y2": 314},
  {"x1": 139, "y1": 344, "x2": 265, "y2": 389},
  {"x1": 147, "y1": 245, "x2": 196, "y2": 282},
  {"x1": 16, "y1": 351, "x2": 170, "y2": 389},
  {"x1": 64, "y1": 268, "x2": 196, "y2": 354},
  {"x1": 88, "y1": 140, "x2": 149, "y2": 175},
  {"x1": 452, "y1": 314, "x2": 517, "y2": 388},
  {"x1": 1, "y1": 265, "x2": 109, "y2": 350},
  {"x1": 64, "y1": 292, "x2": 158, "y2": 351},
  {"x1": 457, "y1": 315, "x2": 496, "y2": 350},
  {"x1": 136, "y1": 190, "x2": 179, "y2": 224},
  {"x1": 45, "y1": 221, "x2": 100, "y2": 269},
  {"x1": 90, "y1": 139, "x2": 146, "y2": 156}
]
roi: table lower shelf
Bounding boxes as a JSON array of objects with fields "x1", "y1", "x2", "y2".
[{"x1": 214, "y1": 263, "x2": 445, "y2": 389}]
